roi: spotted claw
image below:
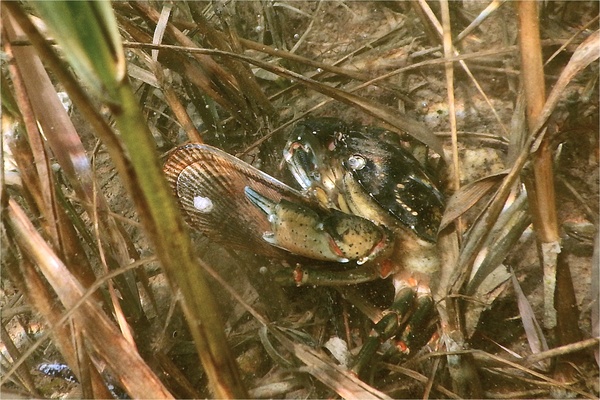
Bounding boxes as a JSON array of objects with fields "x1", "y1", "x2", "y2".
[{"x1": 244, "y1": 186, "x2": 391, "y2": 264}]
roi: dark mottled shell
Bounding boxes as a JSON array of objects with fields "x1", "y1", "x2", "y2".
[
  {"x1": 164, "y1": 143, "x2": 313, "y2": 258},
  {"x1": 285, "y1": 119, "x2": 445, "y2": 242},
  {"x1": 342, "y1": 132, "x2": 445, "y2": 242}
]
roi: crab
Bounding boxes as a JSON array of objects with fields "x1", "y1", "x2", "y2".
[{"x1": 163, "y1": 117, "x2": 445, "y2": 377}]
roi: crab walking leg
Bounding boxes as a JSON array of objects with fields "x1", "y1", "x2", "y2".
[
  {"x1": 393, "y1": 281, "x2": 436, "y2": 354},
  {"x1": 272, "y1": 263, "x2": 385, "y2": 287},
  {"x1": 350, "y1": 278, "x2": 436, "y2": 377}
]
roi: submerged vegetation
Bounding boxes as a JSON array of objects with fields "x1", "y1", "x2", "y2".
[{"x1": 1, "y1": 1, "x2": 598, "y2": 398}]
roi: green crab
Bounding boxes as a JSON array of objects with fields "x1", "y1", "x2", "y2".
[{"x1": 163, "y1": 117, "x2": 445, "y2": 376}]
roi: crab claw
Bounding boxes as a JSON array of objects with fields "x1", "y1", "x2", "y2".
[
  {"x1": 282, "y1": 140, "x2": 320, "y2": 192},
  {"x1": 244, "y1": 186, "x2": 392, "y2": 264}
]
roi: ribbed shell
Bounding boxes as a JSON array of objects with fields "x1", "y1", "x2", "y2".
[{"x1": 163, "y1": 143, "x2": 313, "y2": 258}]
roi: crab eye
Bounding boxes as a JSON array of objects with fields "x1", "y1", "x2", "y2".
[{"x1": 347, "y1": 154, "x2": 366, "y2": 170}]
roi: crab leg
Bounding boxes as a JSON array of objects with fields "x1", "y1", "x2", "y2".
[
  {"x1": 351, "y1": 280, "x2": 436, "y2": 377},
  {"x1": 272, "y1": 263, "x2": 384, "y2": 287}
]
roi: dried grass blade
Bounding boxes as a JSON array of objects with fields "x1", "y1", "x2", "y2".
[
  {"x1": 4, "y1": 40, "x2": 58, "y2": 245},
  {"x1": 4, "y1": 198, "x2": 174, "y2": 399},
  {"x1": 118, "y1": 13, "x2": 246, "y2": 129},
  {"x1": 73, "y1": 324, "x2": 94, "y2": 399},
  {"x1": 3, "y1": 9, "x2": 136, "y2": 270},
  {"x1": 518, "y1": 0, "x2": 558, "y2": 237},
  {"x1": 269, "y1": 328, "x2": 392, "y2": 400},
  {"x1": 127, "y1": 63, "x2": 159, "y2": 87},
  {"x1": 239, "y1": 37, "x2": 378, "y2": 82},
  {"x1": 382, "y1": 362, "x2": 460, "y2": 399},
  {"x1": 2, "y1": 250, "x2": 113, "y2": 398},
  {"x1": 188, "y1": 6, "x2": 275, "y2": 116},
  {"x1": 123, "y1": 42, "x2": 444, "y2": 154},
  {"x1": 466, "y1": 192, "x2": 529, "y2": 295},
  {"x1": 0, "y1": 322, "x2": 40, "y2": 396},
  {"x1": 225, "y1": 53, "x2": 444, "y2": 155},
  {"x1": 3, "y1": 35, "x2": 100, "y2": 294},
  {"x1": 455, "y1": 0, "x2": 506, "y2": 43},
  {"x1": 151, "y1": 3, "x2": 171, "y2": 63},
  {"x1": 440, "y1": 0, "x2": 460, "y2": 194},
  {"x1": 131, "y1": 2, "x2": 261, "y2": 131},
  {"x1": 593, "y1": 231, "x2": 599, "y2": 367},
  {"x1": 523, "y1": 338, "x2": 600, "y2": 368},
  {"x1": 451, "y1": 30, "x2": 599, "y2": 305},
  {"x1": 545, "y1": 16, "x2": 599, "y2": 67},
  {"x1": 5, "y1": 10, "x2": 143, "y2": 319},
  {"x1": 151, "y1": 4, "x2": 203, "y2": 142},
  {"x1": 462, "y1": 193, "x2": 530, "y2": 336},
  {"x1": 471, "y1": 349, "x2": 596, "y2": 398},
  {"x1": 440, "y1": 171, "x2": 507, "y2": 231},
  {"x1": 509, "y1": 269, "x2": 550, "y2": 371},
  {"x1": 531, "y1": 29, "x2": 600, "y2": 143},
  {"x1": 417, "y1": 0, "x2": 510, "y2": 136},
  {"x1": 7, "y1": 4, "x2": 246, "y2": 397}
]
